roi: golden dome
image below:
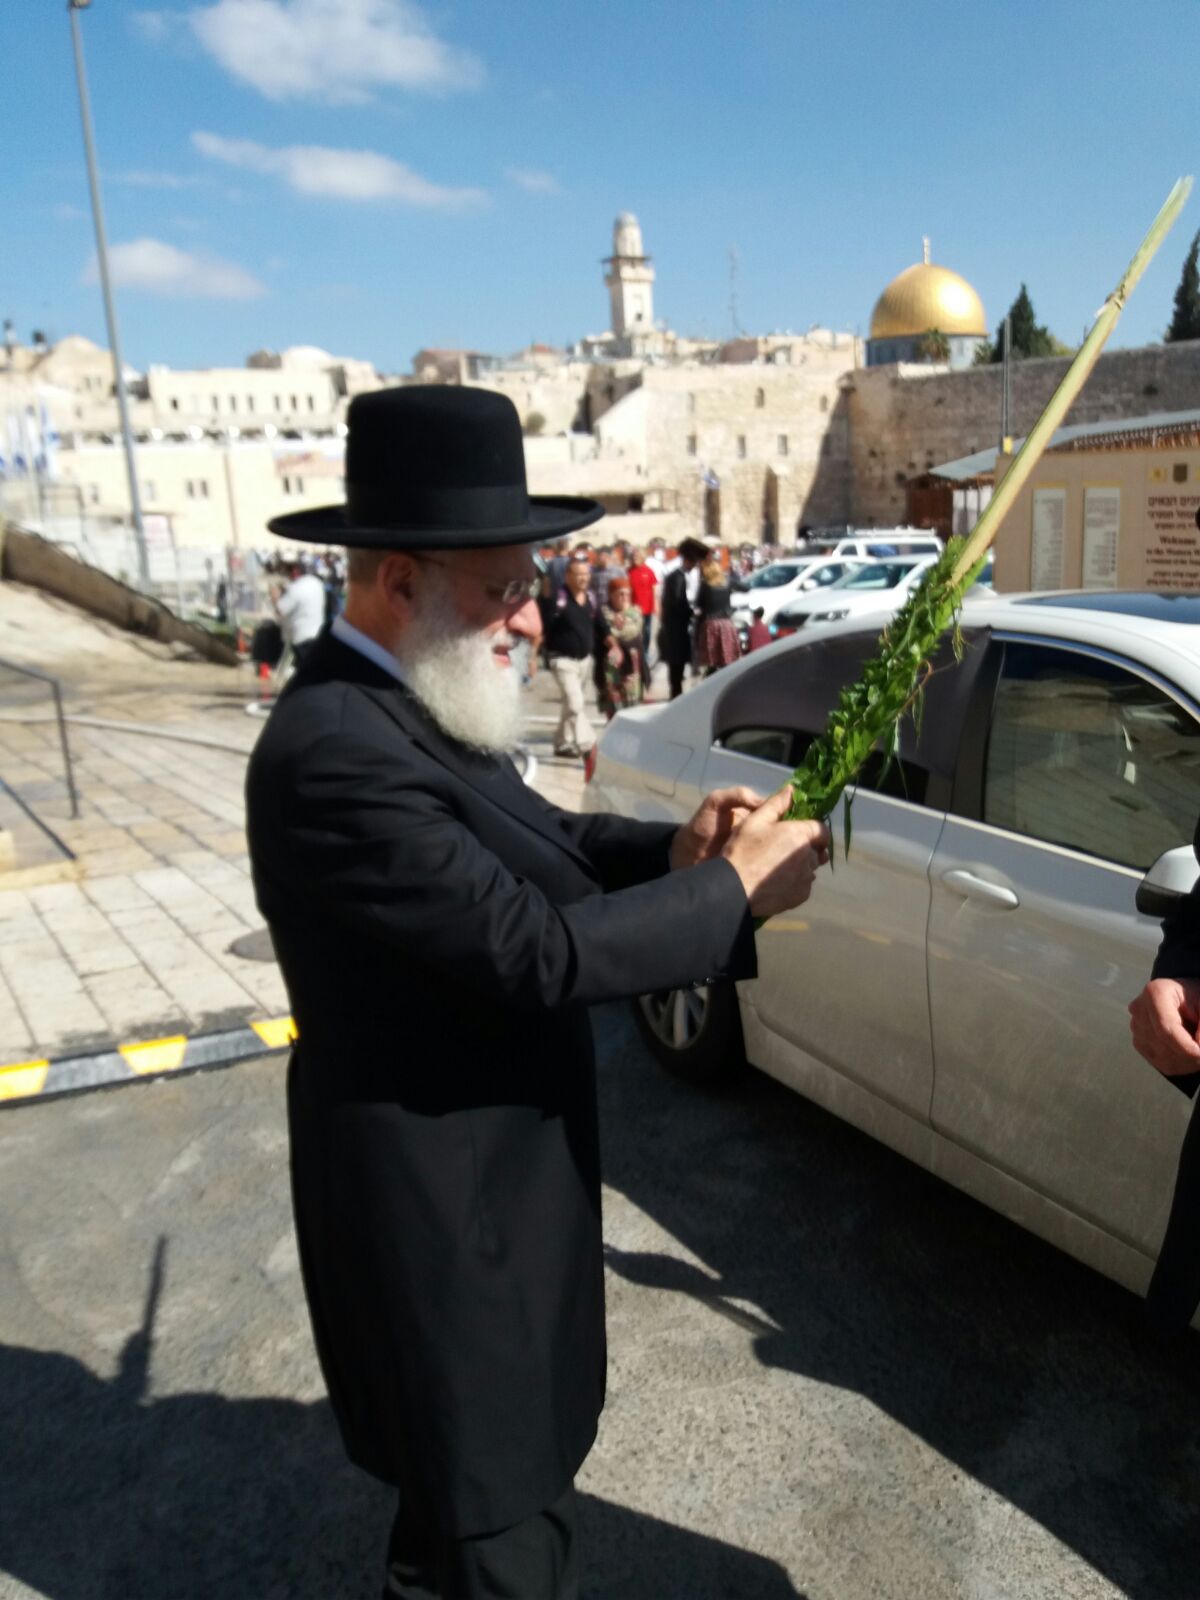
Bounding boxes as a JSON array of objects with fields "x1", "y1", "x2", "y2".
[{"x1": 869, "y1": 261, "x2": 986, "y2": 340}]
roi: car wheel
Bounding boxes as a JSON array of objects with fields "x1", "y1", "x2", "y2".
[{"x1": 631, "y1": 980, "x2": 746, "y2": 1086}]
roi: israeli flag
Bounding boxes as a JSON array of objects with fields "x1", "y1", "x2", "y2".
[
  {"x1": 7, "y1": 414, "x2": 26, "y2": 475},
  {"x1": 39, "y1": 400, "x2": 59, "y2": 478},
  {"x1": 701, "y1": 466, "x2": 720, "y2": 490}
]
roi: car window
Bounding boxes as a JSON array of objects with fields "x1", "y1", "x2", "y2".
[
  {"x1": 983, "y1": 642, "x2": 1200, "y2": 871},
  {"x1": 839, "y1": 562, "x2": 913, "y2": 591},
  {"x1": 746, "y1": 563, "x2": 804, "y2": 588},
  {"x1": 713, "y1": 627, "x2": 988, "y2": 808},
  {"x1": 720, "y1": 727, "x2": 794, "y2": 765},
  {"x1": 800, "y1": 563, "x2": 845, "y2": 589}
]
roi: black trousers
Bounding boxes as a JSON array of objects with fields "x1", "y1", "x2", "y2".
[
  {"x1": 384, "y1": 1483, "x2": 579, "y2": 1600},
  {"x1": 1146, "y1": 1093, "x2": 1200, "y2": 1332},
  {"x1": 665, "y1": 653, "x2": 687, "y2": 700}
]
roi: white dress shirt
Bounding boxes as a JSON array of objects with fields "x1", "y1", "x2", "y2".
[
  {"x1": 276, "y1": 572, "x2": 327, "y2": 646},
  {"x1": 331, "y1": 614, "x2": 408, "y2": 686}
]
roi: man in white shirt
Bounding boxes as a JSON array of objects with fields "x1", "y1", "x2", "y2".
[{"x1": 274, "y1": 561, "x2": 327, "y2": 667}]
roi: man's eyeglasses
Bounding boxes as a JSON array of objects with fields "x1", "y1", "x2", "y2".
[{"x1": 413, "y1": 553, "x2": 544, "y2": 607}]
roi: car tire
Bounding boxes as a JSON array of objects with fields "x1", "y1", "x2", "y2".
[{"x1": 631, "y1": 980, "x2": 746, "y2": 1087}]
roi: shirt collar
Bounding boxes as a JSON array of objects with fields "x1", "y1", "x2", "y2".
[{"x1": 331, "y1": 614, "x2": 408, "y2": 686}]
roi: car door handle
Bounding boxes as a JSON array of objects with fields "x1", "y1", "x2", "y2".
[{"x1": 940, "y1": 868, "x2": 1020, "y2": 909}]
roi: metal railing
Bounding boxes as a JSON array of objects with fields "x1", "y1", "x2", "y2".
[{"x1": 0, "y1": 657, "x2": 80, "y2": 821}]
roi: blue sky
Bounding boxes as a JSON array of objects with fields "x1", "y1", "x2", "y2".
[{"x1": 4, "y1": 0, "x2": 1197, "y2": 373}]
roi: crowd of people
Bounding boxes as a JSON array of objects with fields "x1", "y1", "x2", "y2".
[
  {"x1": 251, "y1": 531, "x2": 787, "y2": 749},
  {"x1": 537, "y1": 533, "x2": 769, "y2": 761}
]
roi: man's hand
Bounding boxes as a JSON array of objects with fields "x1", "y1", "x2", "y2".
[
  {"x1": 720, "y1": 788, "x2": 831, "y2": 921},
  {"x1": 670, "y1": 787, "x2": 765, "y2": 871},
  {"x1": 1129, "y1": 978, "x2": 1200, "y2": 1078}
]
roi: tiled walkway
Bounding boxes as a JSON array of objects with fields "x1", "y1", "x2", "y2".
[{"x1": 0, "y1": 581, "x2": 594, "y2": 1062}]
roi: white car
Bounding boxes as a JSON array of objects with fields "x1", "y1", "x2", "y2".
[
  {"x1": 583, "y1": 590, "x2": 1200, "y2": 1311},
  {"x1": 803, "y1": 529, "x2": 943, "y2": 562},
  {"x1": 771, "y1": 555, "x2": 938, "y2": 634},
  {"x1": 731, "y1": 557, "x2": 864, "y2": 629}
]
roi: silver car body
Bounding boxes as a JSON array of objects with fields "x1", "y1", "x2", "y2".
[{"x1": 583, "y1": 593, "x2": 1200, "y2": 1311}]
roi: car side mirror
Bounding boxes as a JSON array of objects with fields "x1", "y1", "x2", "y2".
[{"x1": 1136, "y1": 844, "x2": 1199, "y2": 918}]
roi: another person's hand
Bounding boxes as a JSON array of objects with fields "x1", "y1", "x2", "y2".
[
  {"x1": 670, "y1": 786, "x2": 764, "y2": 870},
  {"x1": 1129, "y1": 978, "x2": 1200, "y2": 1078},
  {"x1": 720, "y1": 788, "x2": 831, "y2": 920}
]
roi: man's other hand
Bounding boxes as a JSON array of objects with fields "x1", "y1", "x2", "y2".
[
  {"x1": 670, "y1": 786, "x2": 765, "y2": 871},
  {"x1": 1129, "y1": 978, "x2": 1200, "y2": 1078},
  {"x1": 720, "y1": 788, "x2": 831, "y2": 921}
]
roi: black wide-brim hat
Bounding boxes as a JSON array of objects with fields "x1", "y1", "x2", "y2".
[{"x1": 268, "y1": 385, "x2": 603, "y2": 549}]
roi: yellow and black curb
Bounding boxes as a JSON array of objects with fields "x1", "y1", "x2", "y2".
[{"x1": 0, "y1": 1015, "x2": 297, "y2": 1108}]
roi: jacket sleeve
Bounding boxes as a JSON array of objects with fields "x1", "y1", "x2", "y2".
[
  {"x1": 1151, "y1": 816, "x2": 1200, "y2": 981},
  {"x1": 519, "y1": 780, "x2": 677, "y2": 892},
  {"x1": 1152, "y1": 887, "x2": 1200, "y2": 983},
  {"x1": 1149, "y1": 819, "x2": 1200, "y2": 1096},
  {"x1": 275, "y1": 733, "x2": 756, "y2": 1011}
]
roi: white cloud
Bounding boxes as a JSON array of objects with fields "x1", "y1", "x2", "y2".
[
  {"x1": 52, "y1": 203, "x2": 87, "y2": 222},
  {"x1": 192, "y1": 130, "x2": 486, "y2": 209},
  {"x1": 505, "y1": 167, "x2": 561, "y2": 195},
  {"x1": 84, "y1": 238, "x2": 266, "y2": 300},
  {"x1": 177, "y1": 0, "x2": 484, "y2": 103}
]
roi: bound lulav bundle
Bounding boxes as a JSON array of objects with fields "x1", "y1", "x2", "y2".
[{"x1": 780, "y1": 178, "x2": 1193, "y2": 854}]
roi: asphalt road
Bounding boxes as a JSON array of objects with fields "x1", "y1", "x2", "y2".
[{"x1": 1, "y1": 1005, "x2": 1198, "y2": 1600}]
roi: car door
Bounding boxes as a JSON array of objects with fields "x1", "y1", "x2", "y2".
[
  {"x1": 702, "y1": 627, "x2": 986, "y2": 1121},
  {"x1": 927, "y1": 635, "x2": 1200, "y2": 1256}
]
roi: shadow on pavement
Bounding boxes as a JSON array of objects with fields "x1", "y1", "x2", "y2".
[
  {"x1": 594, "y1": 1004, "x2": 1200, "y2": 1600},
  {"x1": 0, "y1": 1240, "x2": 801, "y2": 1600}
]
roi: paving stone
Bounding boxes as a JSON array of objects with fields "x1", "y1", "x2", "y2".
[
  {"x1": 83, "y1": 845, "x2": 159, "y2": 877},
  {"x1": 0, "y1": 910, "x2": 50, "y2": 949},
  {"x1": 0, "y1": 966, "x2": 33, "y2": 1057},
  {"x1": 57, "y1": 932, "x2": 144, "y2": 979},
  {"x1": 82, "y1": 875, "x2": 156, "y2": 914},
  {"x1": 85, "y1": 966, "x2": 180, "y2": 1040},
  {"x1": 133, "y1": 866, "x2": 205, "y2": 904},
  {"x1": 209, "y1": 830, "x2": 250, "y2": 855},
  {"x1": 108, "y1": 905, "x2": 180, "y2": 937},
  {"x1": 196, "y1": 929, "x2": 290, "y2": 1014},
  {"x1": 20, "y1": 988, "x2": 107, "y2": 1044},
  {"x1": 128, "y1": 821, "x2": 191, "y2": 851}
]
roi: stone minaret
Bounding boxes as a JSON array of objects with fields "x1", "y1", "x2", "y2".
[{"x1": 604, "y1": 212, "x2": 655, "y2": 338}]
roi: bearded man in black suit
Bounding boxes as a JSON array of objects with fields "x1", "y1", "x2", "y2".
[{"x1": 246, "y1": 387, "x2": 829, "y2": 1600}]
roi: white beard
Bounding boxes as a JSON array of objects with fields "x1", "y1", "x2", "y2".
[{"x1": 395, "y1": 576, "x2": 523, "y2": 755}]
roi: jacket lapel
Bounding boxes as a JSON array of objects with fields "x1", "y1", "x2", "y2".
[{"x1": 306, "y1": 632, "x2": 595, "y2": 872}]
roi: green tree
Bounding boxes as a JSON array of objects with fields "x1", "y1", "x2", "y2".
[
  {"x1": 914, "y1": 328, "x2": 951, "y2": 363},
  {"x1": 991, "y1": 284, "x2": 1060, "y2": 361},
  {"x1": 1166, "y1": 230, "x2": 1200, "y2": 342},
  {"x1": 972, "y1": 338, "x2": 995, "y2": 365},
  {"x1": 523, "y1": 410, "x2": 546, "y2": 436}
]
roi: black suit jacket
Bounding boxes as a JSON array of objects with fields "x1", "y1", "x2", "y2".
[
  {"x1": 659, "y1": 568, "x2": 693, "y2": 664},
  {"x1": 245, "y1": 633, "x2": 756, "y2": 1534},
  {"x1": 1145, "y1": 817, "x2": 1200, "y2": 1329}
]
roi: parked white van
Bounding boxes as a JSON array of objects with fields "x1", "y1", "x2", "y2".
[{"x1": 803, "y1": 529, "x2": 942, "y2": 561}]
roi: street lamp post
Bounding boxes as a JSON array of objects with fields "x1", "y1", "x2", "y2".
[{"x1": 67, "y1": 0, "x2": 150, "y2": 589}]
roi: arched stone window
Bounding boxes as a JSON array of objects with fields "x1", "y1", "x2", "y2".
[{"x1": 755, "y1": 387, "x2": 765, "y2": 408}]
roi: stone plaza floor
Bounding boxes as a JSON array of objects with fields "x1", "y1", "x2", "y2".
[{"x1": 0, "y1": 581, "x2": 592, "y2": 1065}]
